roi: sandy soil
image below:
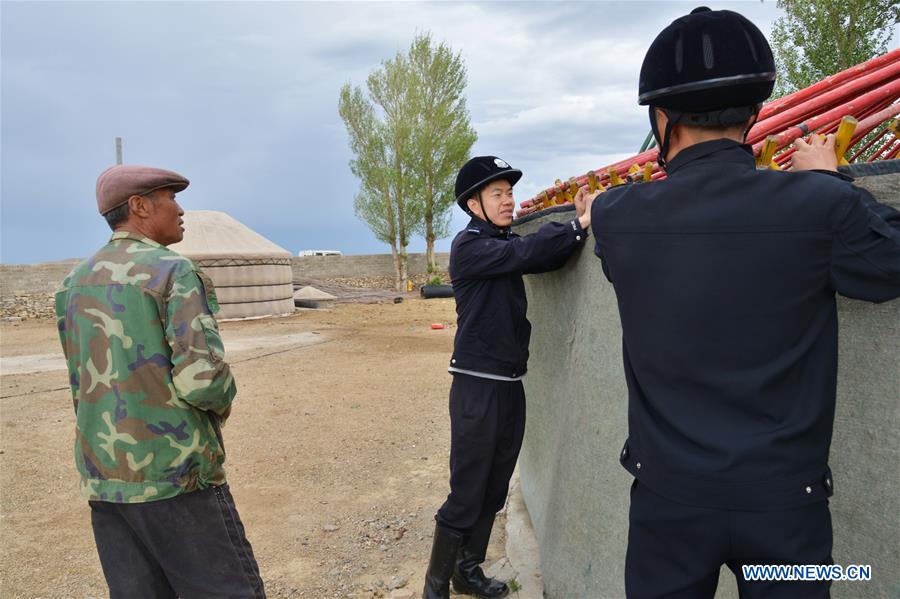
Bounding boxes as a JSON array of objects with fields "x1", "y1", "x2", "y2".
[{"x1": 0, "y1": 298, "x2": 507, "y2": 598}]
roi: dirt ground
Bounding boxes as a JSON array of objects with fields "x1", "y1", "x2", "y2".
[{"x1": 0, "y1": 297, "x2": 508, "y2": 598}]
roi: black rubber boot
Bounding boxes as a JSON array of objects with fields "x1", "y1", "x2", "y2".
[
  {"x1": 423, "y1": 523, "x2": 464, "y2": 599},
  {"x1": 451, "y1": 515, "x2": 509, "y2": 598}
]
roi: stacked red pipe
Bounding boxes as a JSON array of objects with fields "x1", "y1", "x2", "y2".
[{"x1": 517, "y1": 49, "x2": 900, "y2": 218}]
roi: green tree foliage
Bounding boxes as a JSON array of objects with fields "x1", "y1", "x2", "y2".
[
  {"x1": 406, "y1": 34, "x2": 477, "y2": 272},
  {"x1": 771, "y1": 0, "x2": 898, "y2": 97},
  {"x1": 339, "y1": 58, "x2": 418, "y2": 289},
  {"x1": 338, "y1": 86, "x2": 394, "y2": 247},
  {"x1": 339, "y1": 33, "x2": 476, "y2": 289},
  {"x1": 367, "y1": 49, "x2": 422, "y2": 289}
]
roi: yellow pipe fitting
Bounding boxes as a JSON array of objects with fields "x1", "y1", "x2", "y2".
[
  {"x1": 608, "y1": 167, "x2": 625, "y2": 186},
  {"x1": 586, "y1": 171, "x2": 606, "y2": 194},
  {"x1": 757, "y1": 135, "x2": 779, "y2": 169},
  {"x1": 537, "y1": 191, "x2": 550, "y2": 209},
  {"x1": 834, "y1": 116, "x2": 857, "y2": 166},
  {"x1": 643, "y1": 162, "x2": 654, "y2": 182},
  {"x1": 567, "y1": 180, "x2": 580, "y2": 203}
]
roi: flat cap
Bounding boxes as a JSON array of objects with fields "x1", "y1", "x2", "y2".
[{"x1": 96, "y1": 164, "x2": 189, "y2": 215}]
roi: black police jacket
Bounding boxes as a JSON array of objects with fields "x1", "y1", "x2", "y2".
[
  {"x1": 592, "y1": 139, "x2": 900, "y2": 510},
  {"x1": 449, "y1": 215, "x2": 587, "y2": 378}
]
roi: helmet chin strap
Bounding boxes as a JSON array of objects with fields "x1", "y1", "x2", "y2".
[
  {"x1": 650, "y1": 106, "x2": 680, "y2": 172},
  {"x1": 743, "y1": 107, "x2": 761, "y2": 141},
  {"x1": 474, "y1": 190, "x2": 500, "y2": 228}
]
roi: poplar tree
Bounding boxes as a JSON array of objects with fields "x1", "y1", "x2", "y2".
[
  {"x1": 339, "y1": 33, "x2": 476, "y2": 288},
  {"x1": 338, "y1": 85, "x2": 401, "y2": 284},
  {"x1": 407, "y1": 34, "x2": 477, "y2": 273}
]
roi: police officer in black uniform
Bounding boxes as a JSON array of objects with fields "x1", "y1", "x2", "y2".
[
  {"x1": 591, "y1": 7, "x2": 900, "y2": 599},
  {"x1": 422, "y1": 156, "x2": 598, "y2": 599}
]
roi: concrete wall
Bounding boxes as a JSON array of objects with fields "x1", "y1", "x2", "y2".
[
  {"x1": 514, "y1": 170, "x2": 900, "y2": 599},
  {"x1": 0, "y1": 253, "x2": 450, "y2": 296}
]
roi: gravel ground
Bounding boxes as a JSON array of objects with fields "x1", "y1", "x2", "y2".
[{"x1": 1, "y1": 298, "x2": 508, "y2": 598}]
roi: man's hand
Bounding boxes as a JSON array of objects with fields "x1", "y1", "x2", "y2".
[
  {"x1": 575, "y1": 185, "x2": 602, "y2": 229},
  {"x1": 791, "y1": 134, "x2": 838, "y2": 172}
]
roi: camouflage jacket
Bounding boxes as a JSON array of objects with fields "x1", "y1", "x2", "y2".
[{"x1": 55, "y1": 231, "x2": 236, "y2": 503}]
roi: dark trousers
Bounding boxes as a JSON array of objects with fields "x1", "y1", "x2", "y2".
[
  {"x1": 90, "y1": 484, "x2": 265, "y2": 599},
  {"x1": 436, "y1": 373, "x2": 526, "y2": 533},
  {"x1": 626, "y1": 481, "x2": 832, "y2": 599}
]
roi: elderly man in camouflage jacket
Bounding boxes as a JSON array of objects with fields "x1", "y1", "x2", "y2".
[{"x1": 55, "y1": 165, "x2": 265, "y2": 598}]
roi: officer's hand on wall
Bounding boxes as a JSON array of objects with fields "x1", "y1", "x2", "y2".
[
  {"x1": 574, "y1": 185, "x2": 601, "y2": 229},
  {"x1": 790, "y1": 134, "x2": 839, "y2": 172}
]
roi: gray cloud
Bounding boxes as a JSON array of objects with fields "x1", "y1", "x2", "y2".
[{"x1": 2, "y1": 1, "x2": 797, "y2": 262}]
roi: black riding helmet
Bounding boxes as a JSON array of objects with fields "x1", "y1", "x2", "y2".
[
  {"x1": 639, "y1": 7, "x2": 776, "y2": 168},
  {"x1": 455, "y1": 156, "x2": 522, "y2": 222}
]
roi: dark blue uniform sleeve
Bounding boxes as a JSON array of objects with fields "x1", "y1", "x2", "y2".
[
  {"x1": 452, "y1": 219, "x2": 587, "y2": 279},
  {"x1": 831, "y1": 186, "x2": 900, "y2": 303},
  {"x1": 591, "y1": 200, "x2": 613, "y2": 282}
]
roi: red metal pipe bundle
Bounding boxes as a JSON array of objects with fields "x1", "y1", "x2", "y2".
[{"x1": 518, "y1": 49, "x2": 900, "y2": 219}]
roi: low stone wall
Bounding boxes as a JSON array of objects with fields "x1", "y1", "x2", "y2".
[
  {"x1": 0, "y1": 253, "x2": 451, "y2": 296},
  {"x1": 291, "y1": 252, "x2": 449, "y2": 281},
  {"x1": 513, "y1": 168, "x2": 900, "y2": 599},
  {"x1": 0, "y1": 260, "x2": 80, "y2": 295}
]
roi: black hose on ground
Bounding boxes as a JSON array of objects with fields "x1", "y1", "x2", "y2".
[{"x1": 420, "y1": 284, "x2": 454, "y2": 299}]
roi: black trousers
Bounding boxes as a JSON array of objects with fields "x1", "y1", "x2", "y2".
[
  {"x1": 89, "y1": 484, "x2": 265, "y2": 599},
  {"x1": 436, "y1": 373, "x2": 526, "y2": 533},
  {"x1": 626, "y1": 481, "x2": 832, "y2": 599}
]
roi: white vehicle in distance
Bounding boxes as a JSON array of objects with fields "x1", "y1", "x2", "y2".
[{"x1": 298, "y1": 250, "x2": 343, "y2": 257}]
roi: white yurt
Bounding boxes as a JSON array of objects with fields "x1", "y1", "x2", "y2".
[{"x1": 169, "y1": 211, "x2": 295, "y2": 320}]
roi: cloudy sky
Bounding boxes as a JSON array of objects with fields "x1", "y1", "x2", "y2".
[{"x1": 0, "y1": 1, "x2": 808, "y2": 263}]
